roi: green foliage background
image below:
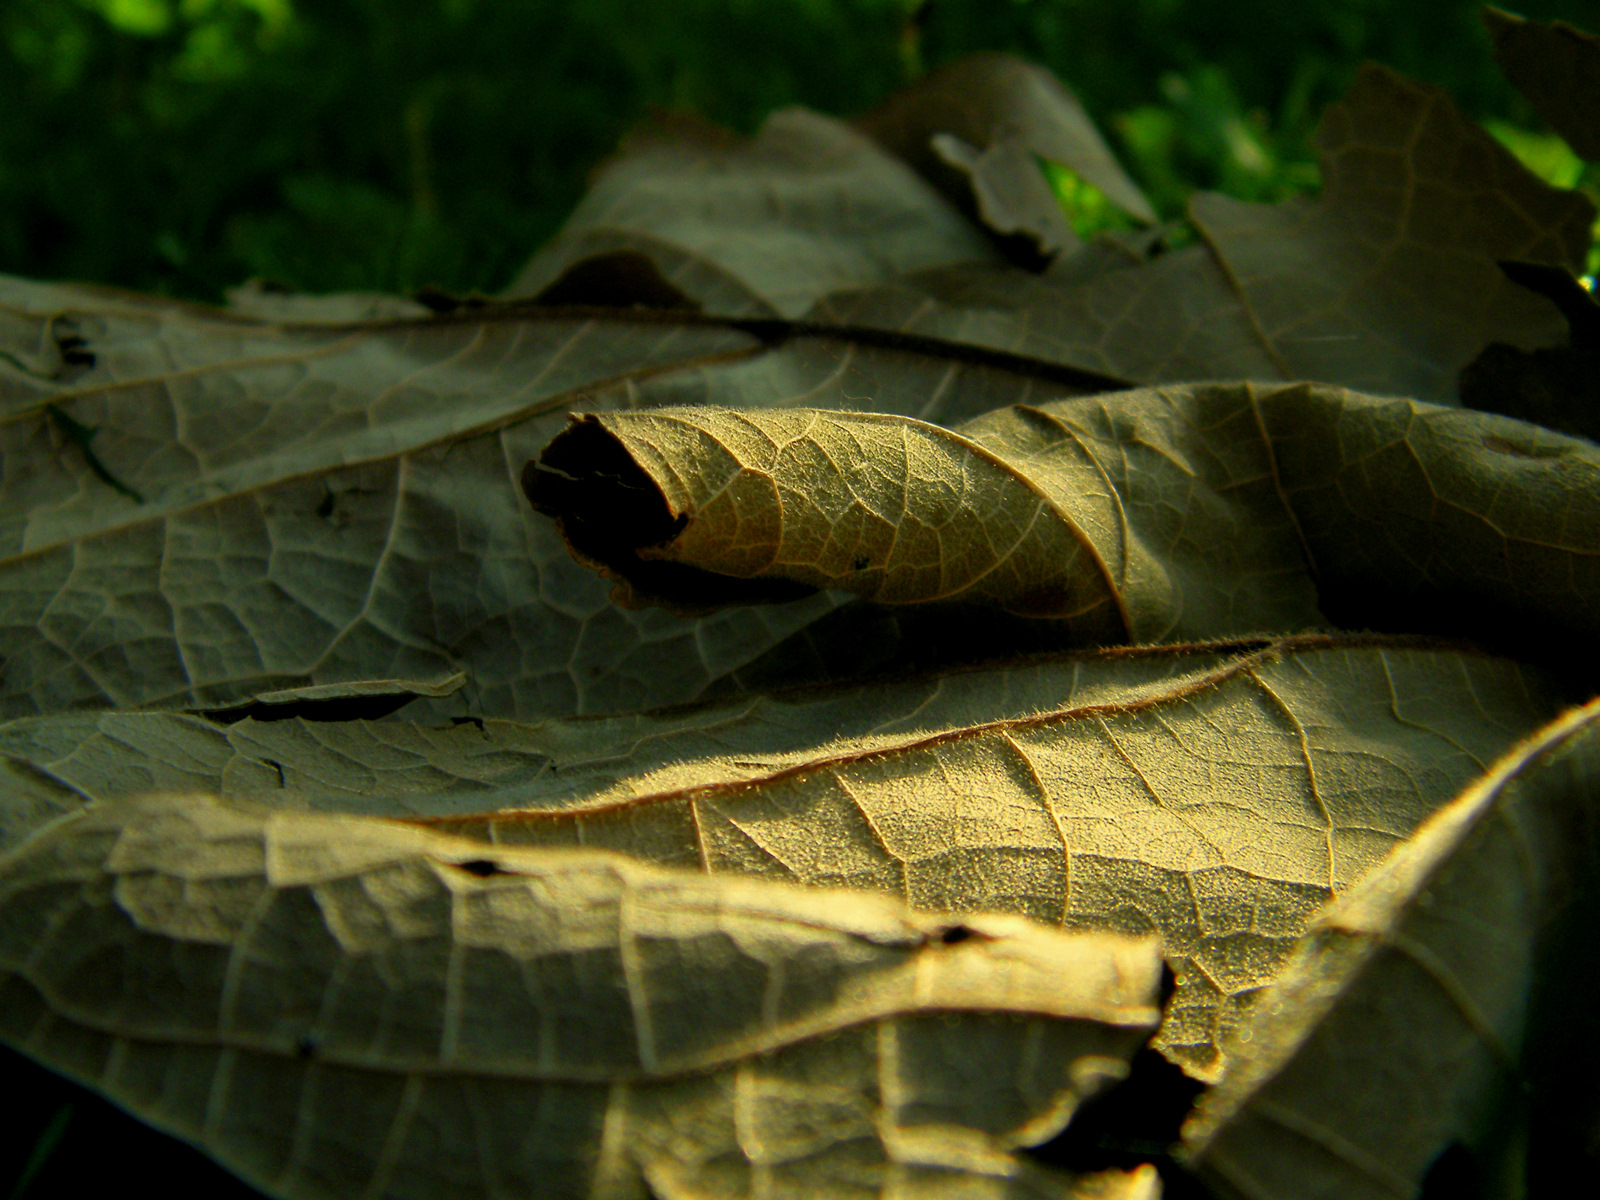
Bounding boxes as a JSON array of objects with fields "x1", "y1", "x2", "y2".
[{"x1": 5, "y1": 0, "x2": 1600, "y2": 303}]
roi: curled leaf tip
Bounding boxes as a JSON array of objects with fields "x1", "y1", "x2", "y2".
[
  {"x1": 522, "y1": 412, "x2": 815, "y2": 612},
  {"x1": 523, "y1": 405, "x2": 1136, "y2": 625}
]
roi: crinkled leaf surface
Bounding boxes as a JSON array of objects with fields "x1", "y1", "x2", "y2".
[
  {"x1": 1182, "y1": 693, "x2": 1600, "y2": 1199},
  {"x1": 0, "y1": 274, "x2": 1150, "y2": 723},
  {"x1": 1189, "y1": 64, "x2": 1593, "y2": 404},
  {"x1": 0, "y1": 791, "x2": 1161, "y2": 1199},
  {"x1": 812, "y1": 64, "x2": 1594, "y2": 405},
  {"x1": 0, "y1": 635, "x2": 1571, "y2": 1082},
  {"x1": 5, "y1": 34, "x2": 1600, "y2": 1200},
  {"x1": 808, "y1": 245, "x2": 1279, "y2": 386}
]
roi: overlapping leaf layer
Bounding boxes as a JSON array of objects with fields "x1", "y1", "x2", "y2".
[{"x1": 4, "y1": 21, "x2": 1600, "y2": 1200}]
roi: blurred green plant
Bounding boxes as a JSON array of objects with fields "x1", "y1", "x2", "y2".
[{"x1": 2, "y1": 0, "x2": 1597, "y2": 299}]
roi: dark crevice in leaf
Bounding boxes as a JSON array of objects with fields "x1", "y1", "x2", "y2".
[
  {"x1": 45, "y1": 405, "x2": 143, "y2": 504},
  {"x1": 530, "y1": 251, "x2": 703, "y2": 312},
  {"x1": 699, "y1": 598, "x2": 1124, "y2": 698},
  {"x1": 1520, "y1": 824, "x2": 1600, "y2": 1193},
  {"x1": 1419, "y1": 1142, "x2": 1484, "y2": 1200},
  {"x1": 1460, "y1": 261, "x2": 1600, "y2": 443},
  {"x1": 198, "y1": 693, "x2": 419, "y2": 725},
  {"x1": 1495, "y1": 261, "x2": 1600, "y2": 348},
  {"x1": 408, "y1": 285, "x2": 495, "y2": 314},
  {"x1": 451, "y1": 858, "x2": 509, "y2": 878}
]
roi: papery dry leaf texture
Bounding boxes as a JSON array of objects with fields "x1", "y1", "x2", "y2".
[
  {"x1": 6, "y1": 35, "x2": 1600, "y2": 1200},
  {"x1": 0, "y1": 792, "x2": 1160, "y2": 1199},
  {"x1": 1, "y1": 634, "x2": 1569, "y2": 1084},
  {"x1": 1183, "y1": 693, "x2": 1600, "y2": 1199}
]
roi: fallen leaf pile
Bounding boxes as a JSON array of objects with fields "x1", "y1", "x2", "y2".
[{"x1": 4, "y1": 7, "x2": 1600, "y2": 1198}]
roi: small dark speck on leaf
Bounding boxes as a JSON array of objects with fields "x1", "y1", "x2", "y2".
[
  {"x1": 853, "y1": 555, "x2": 870, "y2": 571},
  {"x1": 455, "y1": 859, "x2": 505, "y2": 877},
  {"x1": 316, "y1": 492, "x2": 336, "y2": 518},
  {"x1": 295, "y1": 1036, "x2": 319, "y2": 1060},
  {"x1": 938, "y1": 923, "x2": 975, "y2": 944}
]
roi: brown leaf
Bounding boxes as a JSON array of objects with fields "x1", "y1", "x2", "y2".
[
  {"x1": 1191, "y1": 64, "x2": 1594, "y2": 403},
  {"x1": 1181, "y1": 694, "x2": 1600, "y2": 1199},
  {"x1": 524, "y1": 384, "x2": 1600, "y2": 674},
  {"x1": 503, "y1": 109, "x2": 1001, "y2": 317},
  {"x1": 0, "y1": 275, "x2": 1126, "y2": 722},
  {"x1": 523, "y1": 391, "x2": 1320, "y2": 636},
  {"x1": 0, "y1": 791, "x2": 1161, "y2": 1199},
  {"x1": 221, "y1": 280, "x2": 434, "y2": 324},
  {"x1": 7, "y1": 636, "x2": 1563, "y2": 1081},
  {"x1": 6, "y1": 39, "x2": 1600, "y2": 1196},
  {"x1": 807, "y1": 245, "x2": 1279, "y2": 385}
]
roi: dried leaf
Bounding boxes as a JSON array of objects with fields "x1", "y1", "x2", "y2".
[
  {"x1": 3, "y1": 636, "x2": 1565, "y2": 1082},
  {"x1": 5, "y1": 36, "x2": 1600, "y2": 1198},
  {"x1": 524, "y1": 384, "x2": 1600, "y2": 672},
  {"x1": 503, "y1": 109, "x2": 1001, "y2": 317},
  {"x1": 222, "y1": 280, "x2": 434, "y2": 325},
  {"x1": 0, "y1": 791, "x2": 1160, "y2": 1199},
  {"x1": 807, "y1": 246, "x2": 1278, "y2": 385},
  {"x1": 1191, "y1": 64, "x2": 1594, "y2": 402},
  {"x1": 0, "y1": 276, "x2": 1128, "y2": 722},
  {"x1": 1181, "y1": 694, "x2": 1600, "y2": 1199}
]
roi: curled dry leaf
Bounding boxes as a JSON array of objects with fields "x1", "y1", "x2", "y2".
[
  {"x1": 0, "y1": 792, "x2": 1160, "y2": 1199},
  {"x1": 1182, "y1": 694, "x2": 1600, "y2": 1199},
  {"x1": 524, "y1": 383, "x2": 1600, "y2": 671},
  {"x1": 0, "y1": 272, "x2": 1130, "y2": 723}
]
